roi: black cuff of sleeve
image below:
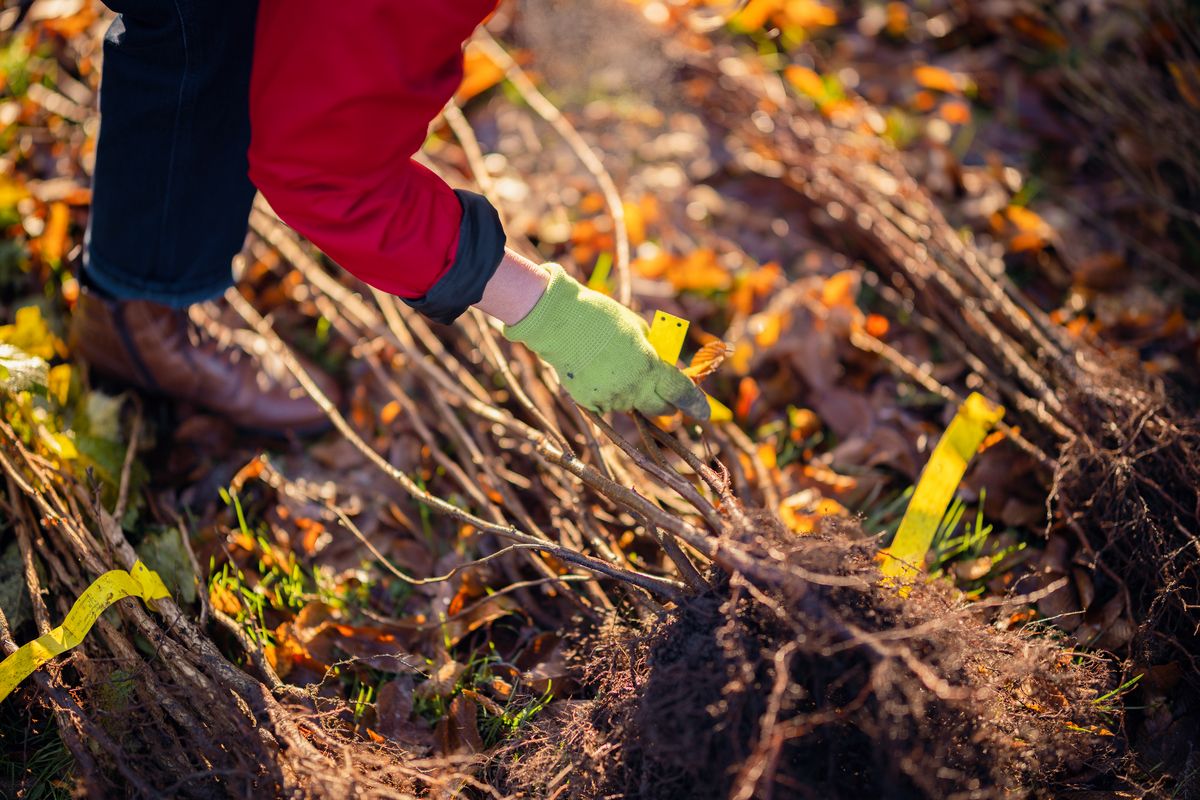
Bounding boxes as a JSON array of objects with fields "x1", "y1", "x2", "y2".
[{"x1": 402, "y1": 189, "x2": 506, "y2": 325}]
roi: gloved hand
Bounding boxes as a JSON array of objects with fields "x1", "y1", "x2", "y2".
[{"x1": 503, "y1": 263, "x2": 710, "y2": 419}]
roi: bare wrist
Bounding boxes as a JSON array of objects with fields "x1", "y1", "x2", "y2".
[{"x1": 473, "y1": 249, "x2": 550, "y2": 325}]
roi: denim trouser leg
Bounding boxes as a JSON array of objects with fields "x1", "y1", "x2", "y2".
[{"x1": 85, "y1": 0, "x2": 259, "y2": 307}]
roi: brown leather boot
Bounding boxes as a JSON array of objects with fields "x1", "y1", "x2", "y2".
[{"x1": 69, "y1": 288, "x2": 340, "y2": 436}]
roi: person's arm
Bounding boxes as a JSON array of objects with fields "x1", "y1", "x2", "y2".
[
  {"x1": 248, "y1": 1, "x2": 704, "y2": 418},
  {"x1": 249, "y1": 0, "x2": 506, "y2": 323}
]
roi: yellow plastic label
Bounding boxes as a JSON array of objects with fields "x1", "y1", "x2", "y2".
[
  {"x1": 705, "y1": 395, "x2": 734, "y2": 423},
  {"x1": 879, "y1": 393, "x2": 1005, "y2": 585},
  {"x1": 0, "y1": 561, "x2": 170, "y2": 703},
  {"x1": 649, "y1": 310, "x2": 690, "y2": 363},
  {"x1": 648, "y1": 311, "x2": 734, "y2": 422}
]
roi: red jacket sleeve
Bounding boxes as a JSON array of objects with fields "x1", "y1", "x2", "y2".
[{"x1": 247, "y1": 0, "x2": 504, "y2": 322}]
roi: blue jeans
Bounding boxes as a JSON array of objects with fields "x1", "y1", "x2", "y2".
[{"x1": 85, "y1": 0, "x2": 259, "y2": 307}]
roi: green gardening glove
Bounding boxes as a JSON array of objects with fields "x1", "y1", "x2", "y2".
[{"x1": 503, "y1": 264, "x2": 710, "y2": 419}]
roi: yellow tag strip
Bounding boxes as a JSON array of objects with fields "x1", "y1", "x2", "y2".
[
  {"x1": 648, "y1": 311, "x2": 734, "y2": 422},
  {"x1": 0, "y1": 561, "x2": 170, "y2": 702},
  {"x1": 879, "y1": 392, "x2": 1005, "y2": 585}
]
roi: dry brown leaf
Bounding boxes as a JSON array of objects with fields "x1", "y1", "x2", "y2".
[
  {"x1": 1074, "y1": 252, "x2": 1128, "y2": 291},
  {"x1": 328, "y1": 626, "x2": 415, "y2": 672},
  {"x1": 1009, "y1": 13, "x2": 1067, "y2": 49},
  {"x1": 1036, "y1": 578, "x2": 1082, "y2": 633},
  {"x1": 953, "y1": 557, "x2": 993, "y2": 582},
  {"x1": 683, "y1": 340, "x2": 733, "y2": 383},
  {"x1": 442, "y1": 594, "x2": 519, "y2": 647},
  {"x1": 377, "y1": 677, "x2": 435, "y2": 749},
  {"x1": 435, "y1": 696, "x2": 484, "y2": 756},
  {"x1": 416, "y1": 660, "x2": 467, "y2": 701},
  {"x1": 811, "y1": 387, "x2": 873, "y2": 439},
  {"x1": 517, "y1": 633, "x2": 571, "y2": 695},
  {"x1": 310, "y1": 437, "x2": 366, "y2": 471}
]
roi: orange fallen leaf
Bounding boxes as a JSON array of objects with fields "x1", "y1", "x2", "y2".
[
  {"x1": 731, "y1": 0, "x2": 780, "y2": 31},
  {"x1": 781, "y1": 0, "x2": 837, "y2": 29},
  {"x1": 820, "y1": 270, "x2": 860, "y2": 309},
  {"x1": 735, "y1": 376, "x2": 761, "y2": 419},
  {"x1": 734, "y1": 0, "x2": 836, "y2": 34},
  {"x1": 757, "y1": 442, "x2": 778, "y2": 471},
  {"x1": 785, "y1": 66, "x2": 826, "y2": 100},
  {"x1": 623, "y1": 200, "x2": 646, "y2": 246},
  {"x1": 297, "y1": 517, "x2": 327, "y2": 556},
  {"x1": 801, "y1": 464, "x2": 858, "y2": 493},
  {"x1": 39, "y1": 202, "x2": 71, "y2": 267},
  {"x1": 864, "y1": 313, "x2": 890, "y2": 338},
  {"x1": 270, "y1": 623, "x2": 312, "y2": 678},
  {"x1": 230, "y1": 456, "x2": 266, "y2": 491},
  {"x1": 940, "y1": 100, "x2": 972, "y2": 125},
  {"x1": 912, "y1": 90, "x2": 937, "y2": 113},
  {"x1": 997, "y1": 205, "x2": 1053, "y2": 252},
  {"x1": 1010, "y1": 14, "x2": 1067, "y2": 49},
  {"x1": 1006, "y1": 205, "x2": 1048, "y2": 234},
  {"x1": 210, "y1": 584, "x2": 242, "y2": 616},
  {"x1": 456, "y1": 45, "x2": 505, "y2": 104},
  {"x1": 1169, "y1": 62, "x2": 1200, "y2": 109},
  {"x1": 667, "y1": 249, "x2": 732, "y2": 292},
  {"x1": 729, "y1": 340, "x2": 754, "y2": 375},
  {"x1": 1010, "y1": 231, "x2": 1046, "y2": 253},
  {"x1": 750, "y1": 311, "x2": 784, "y2": 347},
  {"x1": 632, "y1": 249, "x2": 673, "y2": 280},
  {"x1": 788, "y1": 407, "x2": 821, "y2": 440},
  {"x1": 780, "y1": 495, "x2": 848, "y2": 534},
  {"x1": 730, "y1": 261, "x2": 782, "y2": 316},
  {"x1": 914, "y1": 65, "x2": 961, "y2": 94},
  {"x1": 979, "y1": 429, "x2": 1007, "y2": 452},
  {"x1": 380, "y1": 400, "x2": 402, "y2": 426},
  {"x1": 61, "y1": 276, "x2": 79, "y2": 306},
  {"x1": 885, "y1": 1, "x2": 908, "y2": 36},
  {"x1": 580, "y1": 192, "x2": 607, "y2": 215},
  {"x1": 40, "y1": 4, "x2": 98, "y2": 38}
]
